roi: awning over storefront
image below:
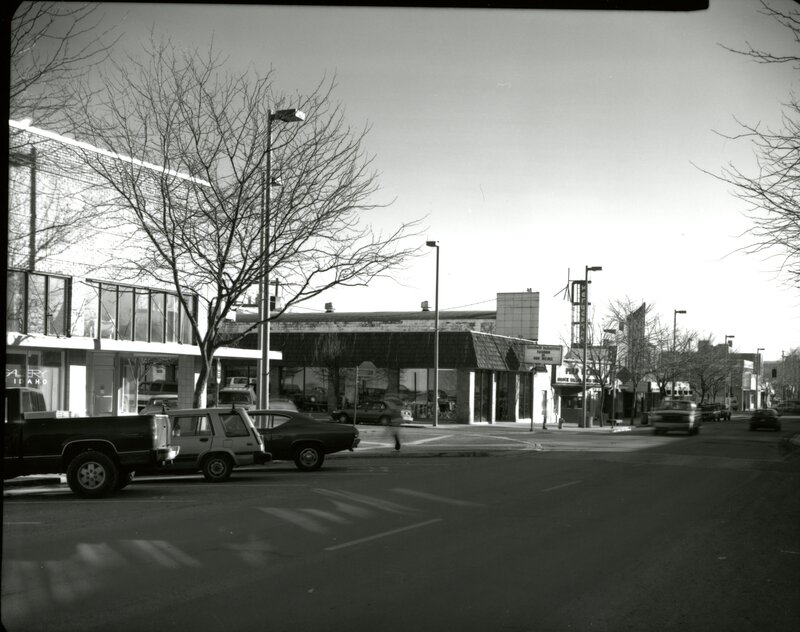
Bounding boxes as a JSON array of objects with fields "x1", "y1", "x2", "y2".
[{"x1": 230, "y1": 330, "x2": 538, "y2": 372}]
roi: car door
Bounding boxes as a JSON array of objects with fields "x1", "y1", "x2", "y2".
[
  {"x1": 170, "y1": 413, "x2": 213, "y2": 468},
  {"x1": 218, "y1": 412, "x2": 261, "y2": 464}
]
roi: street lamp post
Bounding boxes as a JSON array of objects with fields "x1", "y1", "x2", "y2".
[
  {"x1": 426, "y1": 241, "x2": 440, "y2": 427},
  {"x1": 672, "y1": 309, "x2": 686, "y2": 398},
  {"x1": 258, "y1": 108, "x2": 305, "y2": 411},
  {"x1": 582, "y1": 265, "x2": 602, "y2": 428},
  {"x1": 724, "y1": 334, "x2": 735, "y2": 410},
  {"x1": 756, "y1": 347, "x2": 764, "y2": 409}
]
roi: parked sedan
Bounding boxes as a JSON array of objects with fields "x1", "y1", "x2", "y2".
[
  {"x1": 330, "y1": 397, "x2": 414, "y2": 425},
  {"x1": 749, "y1": 408, "x2": 781, "y2": 432},
  {"x1": 248, "y1": 409, "x2": 360, "y2": 471}
]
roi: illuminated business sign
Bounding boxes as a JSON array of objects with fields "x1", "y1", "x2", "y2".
[{"x1": 524, "y1": 344, "x2": 563, "y2": 365}]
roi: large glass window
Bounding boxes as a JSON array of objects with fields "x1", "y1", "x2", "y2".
[
  {"x1": 4, "y1": 349, "x2": 64, "y2": 409},
  {"x1": 6, "y1": 271, "x2": 25, "y2": 333},
  {"x1": 165, "y1": 294, "x2": 179, "y2": 343},
  {"x1": 47, "y1": 276, "x2": 67, "y2": 337},
  {"x1": 134, "y1": 289, "x2": 149, "y2": 342},
  {"x1": 150, "y1": 292, "x2": 165, "y2": 343},
  {"x1": 117, "y1": 287, "x2": 134, "y2": 341},
  {"x1": 72, "y1": 279, "x2": 99, "y2": 338},
  {"x1": 474, "y1": 371, "x2": 492, "y2": 422},
  {"x1": 519, "y1": 374, "x2": 533, "y2": 419},
  {"x1": 27, "y1": 274, "x2": 46, "y2": 334},
  {"x1": 100, "y1": 284, "x2": 117, "y2": 339},
  {"x1": 180, "y1": 296, "x2": 194, "y2": 344}
]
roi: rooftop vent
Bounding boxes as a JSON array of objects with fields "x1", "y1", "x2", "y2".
[
  {"x1": 421, "y1": 301, "x2": 430, "y2": 311},
  {"x1": 324, "y1": 302, "x2": 334, "y2": 313}
]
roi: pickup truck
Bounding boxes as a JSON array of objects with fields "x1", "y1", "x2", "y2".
[
  {"x1": 4, "y1": 387, "x2": 179, "y2": 498},
  {"x1": 650, "y1": 399, "x2": 701, "y2": 436},
  {"x1": 142, "y1": 407, "x2": 271, "y2": 482}
]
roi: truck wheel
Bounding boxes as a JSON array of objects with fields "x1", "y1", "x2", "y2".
[
  {"x1": 202, "y1": 454, "x2": 233, "y2": 482},
  {"x1": 294, "y1": 445, "x2": 325, "y2": 472},
  {"x1": 66, "y1": 451, "x2": 119, "y2": 498}
]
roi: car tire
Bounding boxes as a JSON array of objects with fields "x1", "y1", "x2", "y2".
[
  {"x1": 379, "y1": 416, "x2": 391, "y2": 426},
  {"x1": 294, "y1": 445, "x2": 325, "y2": 472},
  {"x1": 338, "y1": 413, "x2": 350, "y2": 424},
  {"x1": 66, "y1": 450, "x2": 119, "y2": 498},
  {"x1": 202, "y1": 454, "x2": 234, "y2": 482}
]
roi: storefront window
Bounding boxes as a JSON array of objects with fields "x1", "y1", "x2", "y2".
[
  {"x1": 70, "y1": 279, "x2": 99, "y2": 338},
  {"x1": 6, "y1": 271, "x2": 25, "y2": 333},
  {"x1": 5, "y1": 350, "x2": 64, "y2": 409},
  {"x1": 121, "y1": 357, "x2": 139, "y2": 414},
  {"x1": 135, "y1": 289, "x2": 149, "y2": 342},
  {"x1": 48, "y1": 276, "x2": 67, "y2": 337},
  {"x1": 100, "y1": 284, "x2": 117, "y2": 339},
  {"x1": 165, "y1": 294, "x2": 179, "y2": 343},
  {"x1": 27, "y1": 274, "x2": 46, "y2": 334},
  {"x1": 519, "y1": 374, "x2": 533, "y2": 419},
  {"x1": 180, "y1": 295, "x2": 194, "y2": 344},
  {"x1": 474, "y1": 371, "x2": 492, "y2": 422},
  {"x1": 117, "y1": 287, "x2": 134, "y2": 341},
  {"x1": 280, "y1": 367, "x2": 305, "y2": 398},
  {"x1": 150, "y1": 292, "x2": 165, "y2": 343}
]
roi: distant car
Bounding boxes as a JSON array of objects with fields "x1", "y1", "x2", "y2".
[
  {"x1": 331, "y1": 397, "x2": 413, "y2": 425},
  {"x1": 716, "y1": 403, "x2": 732, "y2": 421},
  {"x1": 217, "y1": 387, "x2": 257, "y2": 410},
  {"x1": 650, "y1": 400, "x2": 701, "y2": 435},
  {"x1": 248, "y1": 409, "x2": 360, "y2": 471},
  {"x1": 749, "y1": 408, "x2": 781, "y2": 432},
  {"x1": 699, "y1": 403, "x2": 721, "y2": 423},
  {"x1": 139, "y1": 395, "x2": 180, "y2": 415},
  {"x1": 775, "y1": 401, "x2": 800, "y2": 416},
  {"x1": 137, "y1": 381, "x2": 179, "y2": 411}
]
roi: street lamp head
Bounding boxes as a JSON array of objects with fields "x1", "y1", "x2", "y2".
[
  {"x1": 587, "y1": 266, "x2": 602, "y2": 272},
  {"x1": 271, "y1": 109, "x2": 306, "y2": 123},
  {"x1": 426, "y1": 240, "x2": 439, "y2": 248},
  {"x1": 675, "y1": 309, "x2": 686, "y2": 315},
  {"x1": 604, "y1": 328, "x2": 617, "y2": 334}
]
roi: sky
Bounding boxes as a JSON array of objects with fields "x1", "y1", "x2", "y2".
[{"x1": 32, "y1": 1, "x2": 800, "y2": 362}]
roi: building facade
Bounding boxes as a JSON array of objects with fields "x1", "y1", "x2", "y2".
[
  {"x1": 220, "y1": 292, "x2": 556, "y2": 425},
  {"x1": 6, "y1": 121, "x2": 260, "y2": 415}
]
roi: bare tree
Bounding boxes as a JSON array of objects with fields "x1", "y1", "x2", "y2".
[
  {"x1": 9, "y1": 2, "x2": 118, "y2": 142},
  {"x1": 711, "y1": 1, "x2": 800, "y2": 289},
  {"x1": 686, "y1": 338, "x2": 728, "y2": 403},
  {"x1": 8, "y1": 3, "x2": 119, "y2": 271},
  {"x1": 606, "y1": 298, "x2": 662, "y2": 423},
  {"x1": 66, "y1": 38, "x2": 424, "y2": 406}
]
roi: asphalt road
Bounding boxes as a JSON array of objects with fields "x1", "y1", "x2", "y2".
[{"x1": 3, "y1": 417, "x2": 799, "y2": 632}]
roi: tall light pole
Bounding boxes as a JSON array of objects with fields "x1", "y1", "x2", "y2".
[
  {"x1": 724, "y1": 334, "x2": 735, "y2": 410},
  {"x1": 258, "y1": 108, "x2": 305, "y2": 410},
  {"x1": 672, "y1": 309, "x2": 686, "y2": 398},
  {"x1": 426, "y1": 240, "x2": 440, "y2": 427},
  {"x1": 582, "y1": 265, "x2": 602, "y2": 428},
  {"x1": 756, "y1": 347, "x2": 764, "y2": 409}
]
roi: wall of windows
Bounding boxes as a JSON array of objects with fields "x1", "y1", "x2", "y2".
[
  {"x1": 7, "y1": 270, "x2": 195, "y2": 345},
  {"x1": 6, "y1": 270, "x2": 69, "y2": 337}
]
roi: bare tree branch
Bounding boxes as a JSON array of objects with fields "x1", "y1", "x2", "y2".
[{"x1": 64, "y1": 36, "x2": 425, "y2": 405}]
